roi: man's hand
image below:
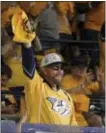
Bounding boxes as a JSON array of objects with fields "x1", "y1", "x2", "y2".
[
  {"x1": 96, "y1": 67, "x2": 105, "y2": 94},
  {"x1": 83, "y1": 71, "x2": 95, "y2": 87},
  {"x1": 96, "y1": 67, "x2": 104, "y2": 82}
]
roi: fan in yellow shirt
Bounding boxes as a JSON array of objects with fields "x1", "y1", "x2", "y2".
[
  {"x1": 75, "y1": 2, "x2": 105, "y2": 69},
  {"x1": 11, "y1": 11, "x2": 78, "y2": 126},
  {"x1": 84, "y1": 2, "x2": 105, "y2": 69},
  {"x1": 75, "y1": 2, "x2": 105, "y2": 33},
  {"x1": 55, "y1": 2, "x2": 75, "y2": 35},
  {"x1": 16, "y1": 48, "x2": 78, "y2": 125},
  {"x1": 55, "y1": 2, "x2": 75, "y2": 63},
  {"x1": 62, "y1": 54, "x2": 104, "y2": 127}
]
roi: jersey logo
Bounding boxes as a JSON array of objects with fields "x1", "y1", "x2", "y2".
[{"x1": 47, "y1": 97, "x2": 71, "y2": 116}]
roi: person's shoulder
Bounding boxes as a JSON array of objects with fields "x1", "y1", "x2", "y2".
[
  {"x1": 62, "y1": 74, "x2": 72, "y2": 81},
  {"x1": 25, "y1": 70, "x2": 43, "y2": 83}
]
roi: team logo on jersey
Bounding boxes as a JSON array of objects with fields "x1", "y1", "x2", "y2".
[{"x1": 47, "y1": 97, "x2": 71, "y2": 116}]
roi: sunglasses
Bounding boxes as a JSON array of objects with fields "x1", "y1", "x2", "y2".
[{"x1": 48, "y1": 64, "x2": 63, "y2": 71}]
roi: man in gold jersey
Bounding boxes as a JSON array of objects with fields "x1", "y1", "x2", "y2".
[
  {"x1": 75, "y1": 2, "x2": 105, "y2": 69},
  {"x1": 11, "y1": 10, "x2": 78, "y2": 126},
  {"x1": 19, "y1": 45, "x2": 78, "y2": 125}
]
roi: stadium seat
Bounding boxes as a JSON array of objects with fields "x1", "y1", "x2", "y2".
[{"x1": 1, "y1": 120, "x2": 17, "y2": 133}]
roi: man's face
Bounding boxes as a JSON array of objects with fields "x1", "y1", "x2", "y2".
[
  {"x1": 43, "y1": 64, "x2": 64, "y2": 86},
  {"x1": 1, "y1": 74, "x2": 9, "y2": 87},
  {"x1": 71, "y1": 65, "x2": 88, "y2": 78}
]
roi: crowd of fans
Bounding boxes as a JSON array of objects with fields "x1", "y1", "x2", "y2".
[{"x1": 1, "y1": 1, "x2": 105, "y2": 131}]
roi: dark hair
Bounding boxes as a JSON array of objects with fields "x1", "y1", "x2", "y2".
[
  {"x1": 1, "y1": 64, "x2": 12, "y2": 79},
  {"x1": 70, "y1": 54, "x2": 90, "y2": 67}
]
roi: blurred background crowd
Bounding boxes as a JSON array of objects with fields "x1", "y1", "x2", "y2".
[{"x1": 1, "y1": 1, "x2": 105, "y2": 128}]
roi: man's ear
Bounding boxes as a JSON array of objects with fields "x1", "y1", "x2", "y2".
[
  {"x1": 41, "y1": 67, "x2": 48, "y2": 75},
  {"x1": 44, "y1": 68, "x2": 48, "y2": 75}
]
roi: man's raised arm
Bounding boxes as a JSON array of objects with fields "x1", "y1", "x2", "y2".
[
  {"x1": 22, "y1": 43, "x2": 36, "y2": 79},
  {"x1": 11, "y1": 10, "x2": 40, "y2": 79}
]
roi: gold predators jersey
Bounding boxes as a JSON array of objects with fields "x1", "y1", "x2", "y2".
[{"x1": 25, "y1": 71, "x2": 77, "y2": 125}]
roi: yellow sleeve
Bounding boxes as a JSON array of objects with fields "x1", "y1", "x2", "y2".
[{"x1": 25, "y1": 71, "x2": 43, "y2": 123}]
